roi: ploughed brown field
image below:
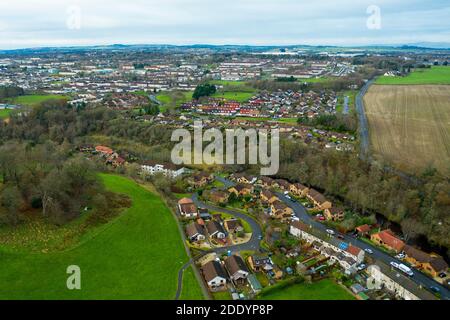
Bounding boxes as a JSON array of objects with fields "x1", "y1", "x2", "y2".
[{"x1": 364, "y1": 85, "x2": 450, "y2": 175}]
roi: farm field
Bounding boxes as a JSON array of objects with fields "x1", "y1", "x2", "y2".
[
  {"x1": 364, "y1": 85, "x2": 450, "y2": 175},
  {"x1": 258, "y1": 279, "x2": 355, "y2": 300},
  {"x1": 376, "y1": 66, "x2": 450, "y2": 85},
  {"x1": 0, "y1": 174, "x2": 201, "y2": 299}
]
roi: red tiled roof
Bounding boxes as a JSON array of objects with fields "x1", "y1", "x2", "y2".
[{"x1": 374, "y1": 230, "x2": 405, "y2": 252}]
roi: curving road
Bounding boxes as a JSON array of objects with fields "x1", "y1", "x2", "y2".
[{"x1": 191, "y1": 193, "x2": 263, "y2": 255}]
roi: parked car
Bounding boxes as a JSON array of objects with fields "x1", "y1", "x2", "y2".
[
  {"x1": 337, "y1": 234, "x2": 345, "y2": 240},
  {"x1": 357, "y1": 264, "x2": 367, "y2": 271},
  {"x1": 439, "y1": 273, "x2": 447, "y2": 279},
  {"x1": 326, "y1": 229, "x2": 335, "y2": 236},
  {"x1": 430, "y1": 286, "x2": 441, "y2": 293},
  {"x1": 390, "y1": 262, "x2": 399, "y2": 269},
  {"x1": 364, "y1": 248, "x2": 374, "y2": 254},
  {"x1": 395, "y1": 253, "x2": 406, "y2": 259},
  {"x1": 398, "y1": 264, "x2": 414, "y2": 277},
  {"x1": 291, "y1": 216, "x2": 300, "y2": 222}
]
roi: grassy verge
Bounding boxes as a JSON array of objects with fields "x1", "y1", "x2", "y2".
[{"x1": 179, "y1": 266, "x2": 205, "y2": 300}]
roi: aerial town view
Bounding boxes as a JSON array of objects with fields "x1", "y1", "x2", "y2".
[{"x1": 0, "y1": 0, "x2": 449, "y2": 310}]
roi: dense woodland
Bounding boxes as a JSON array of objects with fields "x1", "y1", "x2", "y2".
[{"x1": 0, "y1": 99, "x2": 449, "y2": 252}]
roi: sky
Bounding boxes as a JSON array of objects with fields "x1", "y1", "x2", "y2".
[{"x1": 0, "y1": 0, "x2": 449, "y2": 49}]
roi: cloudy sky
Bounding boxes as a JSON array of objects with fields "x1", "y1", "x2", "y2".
[{"x1": 0, "y1": 0, "x2": 449, "y2": 49}]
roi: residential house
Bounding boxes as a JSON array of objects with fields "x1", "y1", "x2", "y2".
[
  {"x1": 290, "y1": 183, "x2": 309, "y2": 197},
  {"x1": 356, "y1": 224, "x2": 371, "y2": 237},
  {"x1": 141, "y1": 161, "x2": 186, "y2": 178},
  {"x1": 371, "y1": 230, "x2": 405, "y2": 253},
  {"x1": 276, "y1": 179, "x2": 291, "y2": 191},
  {"x1": 232, "y1": 173, "x2": 257, "y2": 184},
  {"x1": 224, "y1": 255, "x2": 250, "y2": 285},
  {"x1": 324, "y1": 207, "x2": 345, "y2": 222},
  {"x1": 188, "y1": 173, "x2": 213, "y2": 188},
  {"x1": 206, "y1": 220, "x2": 227, "y2": 239},
  {"x1": 228, "y1": 183, "x2": 254, "y2": 197},
  {"x1": 270, "y1": 200, "x2": 294, "y2": 221},
  {"x1": 248, "y1": 255, "x2": 273, "y2": 272},
  {"x1": 367, "y1": 263, "x2": 437, "y2": 300},
  {"x1": 306, "y1": 189, "x2": 332, "y2": 210},
  {"x1": 346, "y1": 244, "x2": 365, "y2": 264},
  {"x1": 178, "y1": 198, "x2": 198, "y2": 219},
  {"x1": 206, "y1": 190, "x2": 229, "y2": 204},
  {"x1": 95, "y1": 145, "x2": 114, "y2": 156},
  {"x1": 224, "y1": 219, "x2": 244, "y2": 234},
  {"x1": 404, "y1": 245, "x2": 448, "y2": 278},
  {"x1": 258, "y1": 176, "x2": 275, "y2": 188},
  {"x1": 202, "y1": 260, "x2": 228, "y2": 291},
  {"x1": 186, "y1": 222, "x2": 206, "y2": 242},
  {"x1": 260, "y1": 189, "x2": 279, "y2": 204}
]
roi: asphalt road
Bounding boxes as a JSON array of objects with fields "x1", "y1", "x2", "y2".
[
  {"x1": 355, "y1": 79, "x2": 375, "y2": 160},
  {"x1": 274, "y1": 191, "x2": 450, "y2": 299},
  {"x1": 216, "y1": 176, "x2": 449, "y2": 298}
]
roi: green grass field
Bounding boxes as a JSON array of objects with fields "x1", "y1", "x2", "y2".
[
  {"x1": 212, "y1": 91, "x2": 256, "y2": 102},
  {"x1": 258, "y1": 279, "x2": 355, "y2": 300},
  {"x1": 0, "y1": 109, "x2": 12, "y2": 119},
  {"x1": 0, "y1": 174, "x2": 202, "y2": 300},
  {"x1": 179, "y1": 266, "x2": 204, "y2": 300},
  {"x1": 8, "y1": 94, "x2": 70, "y2": 107},
  {"x1": 376, "y1": 66, "x2": 450, "y2": 85}
]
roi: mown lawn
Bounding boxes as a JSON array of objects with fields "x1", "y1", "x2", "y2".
[
  {"x1": 376, "y1": 66, "x2": 450, "y2": 85},
  {"x1": 7, "y1": 94, "x2": 69, "y2": 107},
  {"x1": 0, "y1": 174, "x2": 201, "y2": 299},
  {"x1": 212, "y1": 91, "x2": 256, "y2": 102},
  {"x1": 258, "y1": 279, "x2": 355, "y2": 300}
]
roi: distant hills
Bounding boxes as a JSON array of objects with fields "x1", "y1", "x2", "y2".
[{"x1": 0, "y1": 42, "x2": 449, "y2": 54}]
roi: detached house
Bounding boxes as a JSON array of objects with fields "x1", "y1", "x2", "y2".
[
  {"x1": 276, "y1": 179, "x2": 291, "y2": 191},
  {"x1": 178, "y1": 198, "x2": 198, "y2": 219},
  {"x1": 188, "y1": 173, "x2": 213, "y2": 188},
  {"x1": 232, "y1": 173, "x2": 257, "y2": 184},
  {"x1": 206, "y1": 220, "x2": 227, "y2": 239},
  {"x1": 206, "y1": 190, "x2": 229, "y2": 204},
  {"x1": 258, "y1": 176, "x2": 275, "y2": 188},
  {"x1": 248, "y1": 255, "x2": 273, "y2": 272},
  {"x1": 228, "y1": 184, "x2": 253, "y2": 197},
  {"x1": 290, "y1": 183, "x2": 309, "y2": 197},
  {"x1": 307, "y1": 189, "x2": 332, "y2": 210},
  {"x1": 202, "y1": 260, "x2": 228, "y2": 291},
  {"x1": 371, "y1": 230, "x2": 405, "y2": 253},
  {"x1": 224, "y1": 219, "x2": 244, "y2": 234},
  {"x1": 260, "y1": 189, "x2": 279, "y2": 204},
  {"x1": 324, "y1": 207, "x2": 345, "y2": 222},
  {"x1": 270, "y1": 200, "x2": 294, "y2": 221},
  {"x1": 186, "y1": 222, "x2": 206, "y2": 242},
  {"x1": 225, "y1": 255, "x2": 250, "y2": 285}
]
